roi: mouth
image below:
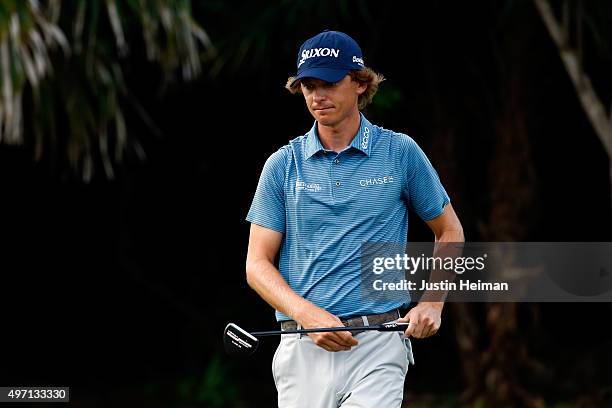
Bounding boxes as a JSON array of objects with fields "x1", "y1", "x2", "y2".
[{"x1": 314, "y1": 107, "x2": 334, "y2": 112}]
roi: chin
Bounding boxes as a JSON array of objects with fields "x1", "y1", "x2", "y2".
[
  {"x1": 313, "y1": 112, "x2": 338, "y2": 126},
  {"x1": 316, "y1": 117, "x2": 334, "y2": 126}
]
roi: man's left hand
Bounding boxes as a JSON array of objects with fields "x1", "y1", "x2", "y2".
[{"x1": 398, "y1": 302, "x2": 443, "y2": 339}]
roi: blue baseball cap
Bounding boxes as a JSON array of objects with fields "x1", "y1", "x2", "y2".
[{"x1": 291, "y1": 30, "x2": 365, "y2": 86}]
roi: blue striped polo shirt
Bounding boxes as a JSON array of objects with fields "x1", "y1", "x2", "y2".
[{"x1": 247, "y1": 114, "x2": 450, "y2": 321}]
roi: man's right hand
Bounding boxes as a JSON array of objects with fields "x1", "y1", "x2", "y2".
[{"x1": 295, "y1": 304, "x2": 358, "y2": 352}]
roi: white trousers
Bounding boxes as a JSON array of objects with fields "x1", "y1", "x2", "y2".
[{"x1": 272, "y1": 329, "x2": 415, "y2": 408}]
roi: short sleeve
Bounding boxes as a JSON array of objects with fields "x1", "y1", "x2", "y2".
[
  {"x1": 400, "y1": 136, "x2": 450, "y2": 221},
  {"x1": 246, "y1": 148, "x2": 288, "y2": 233}
]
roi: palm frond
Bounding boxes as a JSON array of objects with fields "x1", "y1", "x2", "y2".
[{"x1": 0, "y1": 0, "x2": 214, "y2": 181}]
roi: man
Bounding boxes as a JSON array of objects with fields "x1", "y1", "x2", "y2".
[{"x1": 245, "y1": 30, "x2": 464, "y2": 407}]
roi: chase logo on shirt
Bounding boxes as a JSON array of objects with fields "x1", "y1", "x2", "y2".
[
  {"x1": 359, "y1": 175, "x2": 394, "y2": 187},
  {"x1": 296, "y1": 180, "x2": 322, "y2": 192}
]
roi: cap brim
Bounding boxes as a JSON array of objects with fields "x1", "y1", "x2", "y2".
[{"x1": 291, "y1": 67, "x2": 349, "y2": 86}]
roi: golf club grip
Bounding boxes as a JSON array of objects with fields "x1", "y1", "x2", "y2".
[{"x1": 252, "y1": 322, "x2": 409, "y2": 337}]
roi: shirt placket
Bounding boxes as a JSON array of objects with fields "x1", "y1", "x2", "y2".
[{"x1": 329, "y1": 150, "x2": 348, "y2": 205}]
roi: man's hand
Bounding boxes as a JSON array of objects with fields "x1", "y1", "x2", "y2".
[
  {"x1": 398, "y1": 302, "x2": 443, "y2": 339},
  {"x1": 295, "y1": 304, "x2": 358, "y2": 352}
]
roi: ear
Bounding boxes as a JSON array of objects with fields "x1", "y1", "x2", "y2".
[{"x1": 355, "y1": 81, "x2": 367, "y2": 96}]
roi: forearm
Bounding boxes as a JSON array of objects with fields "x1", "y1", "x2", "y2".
[
  {"x1": 421, "y1": 227, "x2": 465, "y2": 305},
  {"x1": 246, "y1": 258, "x2": 313, "y2": 321},
  {"x1": 435, "y1": 228, "x2": 464, "y2": 243}
]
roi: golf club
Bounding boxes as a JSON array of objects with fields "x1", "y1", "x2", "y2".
[{"x1": 224, "y1": 321, "x2": 410, "y2": 356}]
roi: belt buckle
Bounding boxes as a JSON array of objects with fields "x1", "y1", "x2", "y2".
[{"x1": 347, "y1": 315, "x2": 367, "y2": 336}]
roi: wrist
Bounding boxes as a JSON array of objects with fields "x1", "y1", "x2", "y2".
[
  {"x1": 420, "y1": 301, "x2": 445, "y2": 311},
  {"x1": 291, "y1": 298, "x2": 318, "y2": 324}
]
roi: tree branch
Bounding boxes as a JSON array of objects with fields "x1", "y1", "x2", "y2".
[{"x1": 534, "y1": 0, "x2": 612, "y2": 158}]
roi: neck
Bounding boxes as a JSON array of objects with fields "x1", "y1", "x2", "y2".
[{"x1": 317, "y1": 109, "x2": 361, "y2": 153}]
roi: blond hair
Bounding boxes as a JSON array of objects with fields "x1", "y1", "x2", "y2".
[{"x1": 285, "y1": 67, "x2": 384, "y2": 110}]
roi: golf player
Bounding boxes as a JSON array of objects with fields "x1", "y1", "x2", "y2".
[{"x1": 245, "y1": 30, "x2": 464, "y2": 407}]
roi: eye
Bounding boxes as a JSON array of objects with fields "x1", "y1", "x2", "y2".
[
  {"x1": 301, "y1": 82, "x2": 314, "y2": 91},
  {"x1": 324, "y1": 81, "x2": 337, "y2": 88}
]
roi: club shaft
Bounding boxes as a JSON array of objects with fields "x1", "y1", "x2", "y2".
[{"x1": 252, "y1": 323, "x2": 409, "y2": 337}]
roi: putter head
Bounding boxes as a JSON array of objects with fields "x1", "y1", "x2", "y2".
[{"x1": 224, "y1": 323, "x2": 259, "y2": 357}]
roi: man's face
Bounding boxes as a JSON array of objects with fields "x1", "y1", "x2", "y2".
[{"x1": 300, "y1": 75, "x2": 366, "y2": 127}]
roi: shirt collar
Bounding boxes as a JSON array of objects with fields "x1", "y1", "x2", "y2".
[{"x1": 305, "y1": 113, "x2": 373, "y2": 160}]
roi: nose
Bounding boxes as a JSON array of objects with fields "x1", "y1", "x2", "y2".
[{"x1": 312, "y1": 87, "x2": 327, "y2": 103}]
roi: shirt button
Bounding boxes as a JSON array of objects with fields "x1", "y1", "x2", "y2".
[
  {"x1": 334, "y1": 159, "x2": 340, "y2": 164},
  {"x1": 335, "y1": 181, "x2": 341, "y2": 187}
]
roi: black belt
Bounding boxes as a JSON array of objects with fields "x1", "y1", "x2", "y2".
[{"x1": 280, "y1": 309, "x2": 401, "y2": 336}]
